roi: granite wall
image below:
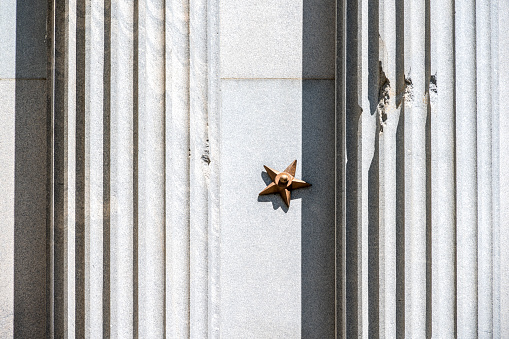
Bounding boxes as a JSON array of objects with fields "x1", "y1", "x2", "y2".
[{"x1": 1, "y1": 0, "x2": 509, "y2": 338}]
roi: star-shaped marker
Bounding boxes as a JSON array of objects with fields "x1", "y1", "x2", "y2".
[{"x1": 259, "y1": 160, "x2": 311, "y2": 207}]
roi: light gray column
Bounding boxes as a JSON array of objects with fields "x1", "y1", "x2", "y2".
[
  {"x1": 190, "y1": 0, "x2": 209, "y2": 336},
  {"x1": 500, "y1": 1, "x2": 509, "y2": 337},
  {"x1": 490, "y1": 2, "x2": 500, "y2": 337},
  {"x1": 381, "y1": 0, "x2": 401, "y2": 336},
  {"x1": 138, "y1": 0, "x2": 166, "y2": 336},
  {"x1": 0, "y1": 80, "x2": 16, "y2": 339},
  {"x1": 166, "y1": 0, "x2": 191, "y2": 337},
  {"x1": 408, "y1": 0, "x2": 428, "y2": 337},
  {"x1": 435, "y1": 0, "x2": 456, "y2": 336},
  {"x1": 110, "y1": 0, "x2": 134, "y2": 336},
  {"x1": 0, "y1": 3, "x2": 17, "y2": 336},
  {"x1": 477, "y1": 0, "x2": 494, "y2": 336},
  {"x1": 85, "y1": 0, "x2": 105, "y2": 336},
  {"x1": 455, "y1": 0, "x2": 478, "y2": 337},
  {"x1": 207, "y1": 0, "x2": 221, "y2": 336}
]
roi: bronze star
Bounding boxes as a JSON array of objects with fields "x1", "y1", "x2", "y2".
[{"x1": 259, "y1": 160, "x2": 311, "y2": 207}]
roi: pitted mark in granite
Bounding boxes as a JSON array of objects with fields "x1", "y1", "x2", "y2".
[
  {"x1": 201, "y1": 138, "x2": 211, "y2": 165},
  {"x1": 429, "y1": 74, "x2": 437, "y2": 93},
  {"x1": 404, "y1": 76, "x2": 414, "y2": 104},
  {"x1": 378, "y1": 61, "x2": 390, "y2": 132},
  {"x1": 429, "y1": 74, "x2": 438, "y2": 105}
]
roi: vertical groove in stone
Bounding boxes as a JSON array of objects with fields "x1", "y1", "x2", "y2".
[
  {"x1": 84, "y1": 0, "x2": 105, "y2": 336},
  {"x1": 103, "y1": 0, "x2": 112, "y2": 336},
  {"x1": 110, "y1": 0, "x2": 134, "y2": 336},
  {"x1": 132, "y1": 1, "x2": 139, "y2": 336},
  {"x1": 336, "y1": 0, "x2": 347, "y2": 336},
  {"x1": 455, "y1": 0, "x2": 478, "y2": 336},
  {"x1": 435, "y1": 0, "x2": 456, "y2": 336},
  {"x1": 499, "y1": 0, "x2": 509, "y2": 336},
  {"x1": 360, "y1": 1, "x2": 385, "y2": 336},
  {"x1": 477, "y1": 0, "x2": 493, "y2": 335},
  {"x1": 190, "y1": 0, "x2": 209, "y2": 336},
  {"x1": 69, "y1": 0, "x2": 79, "y2": 335},
  {"x1": 408, "y1": 0, "x2": 427, "y2": 337},
  {"x1": 76, "y1": 0, "x2": 87, "y2": 336},
  {"x1": 53, "y1": 0, "x2": 71, "y2": 336},
  {"x1": 166, "y1": 0, "x2": 191, "y2": 336},
  {"x1": 429, "y1": 0, "x2": 438, "y2": 336},
  {"x1": 360, "y1": 0, "x2": 369, "y2": 337},
  {"x1": 207, "y1": 0, "x2": 220, "y2": 335},
  {"x1": 345, "y1": 0, "x2": 362, "y2": 336},
  {"x1": 360, "y1": 0, "x2": 379, "y2": 336},
  {"x1": 47, "y1": 1, "x2": 56, "y2": 336},
  {"x1": 137, "y1": 0, "x2": 166, "y2": 336}
]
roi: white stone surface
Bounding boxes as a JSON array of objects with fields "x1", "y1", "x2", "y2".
[
  {"x1": 220, "y1": 79, "x2": 302, "y2": 338},
  {"x1": 0, "y1": 80, "x2": 15, "y2": 339},
  {"x1": 110, "y1": 0, "x2": 135, "y2": 336},
  {"x1": 0, "y1": 0, "x2": 16, "y2": 78},
  {"x1": 500, "y1": 1, "x2": 509, "y2": 337},
  {"x1": 434, "y1": 0, "x2": 456, "y2": 336},
  {"x1": 220, "y1": 0, "x2": 303, "y2": 78},
  {"x1": 220, "y1": 0, "x2": 335, "y2": 79},
  {"x1": 166, "y1": 0, "x2": 191, "y2": 337},
  {"x1": 219, "y1": 79, "x2": 335, "y2": 338},
  {"x1": 138, "y1": 0, "x2": 166, "y2": 337},
  {"x1": 455, "y1": 0, "x2": 478, "y2": 336},
  {"x1": 476, "y1": 0, "x2": 494, "y2": 336}
]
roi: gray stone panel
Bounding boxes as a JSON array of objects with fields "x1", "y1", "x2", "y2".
[
  {"x1": 220, "y1": 0, "x2": 302, "y2": 79},
  {"x1": 300, "y1": 79, "x2": 336, "y2": 338},
  {"x1": 14, "y1": 0, "x2": 48, "y2": 79},
  {"x1": 219, "y1": 79, "x2": 335, "y2": 338},
  {"x1": 302, "y1": 0, "x2": 335, "y2": 79},
  {"x1": 0, "y1": 79, "x2": 48, "y2": 338},
  {"x1": 13, "y1": 79, "x2": 48, "y2": 338},
  {"x1": 220, "y1": 0, "x2": 335, "y2": 79}
]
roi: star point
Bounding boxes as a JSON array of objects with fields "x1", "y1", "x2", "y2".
[{"x1": 259, "y1": 160, "x2": 311, "y2": 208}]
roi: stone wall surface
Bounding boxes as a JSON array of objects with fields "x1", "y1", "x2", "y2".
[{"x1": 1, "y1": 0, "x2": 509, "y2": 338}]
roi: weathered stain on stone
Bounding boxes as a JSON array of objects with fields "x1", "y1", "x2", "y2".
[
  {"x1": 378, "y1": 61, "x2": 390, "y2": 132},
  {"x1": 201, "y1": 138, "x2": 211, "y2": 165}
]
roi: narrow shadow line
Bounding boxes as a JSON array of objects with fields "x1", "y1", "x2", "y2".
[
  {"x1": 46, "y1": 0, "x2": 55, "y2": 336},
  {"x1": 344, "y1": 0, "x2": 362, "y2": 336},
  {"x1": 367, "y1": 0, "x2": 380, "y2": 336},
  {"x1": 396, "y1": 104, "x2": 405, "y2": 339},
  {"x1": 133, "y1": 1, "x2": 140, "y2": 336},
  {"x1": 425, "y1": 0, "x2": 433, "y2": 337},
  {"x1": 103, "y1": 0, "x2": 112, "y2": 336},
  {"x1": 75, "y1": 0, "x2": 87, "y2": 336},
  {"x1": 395, "y1": 0, "x2": 406, "y2": 337}
]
